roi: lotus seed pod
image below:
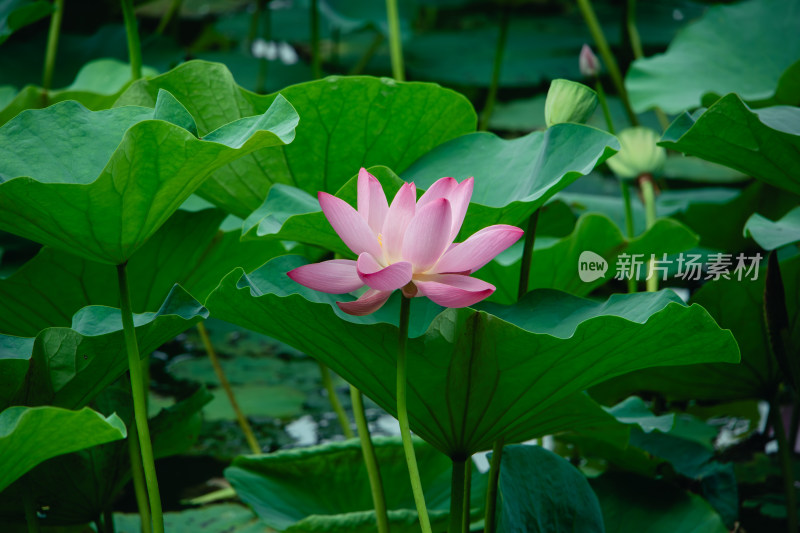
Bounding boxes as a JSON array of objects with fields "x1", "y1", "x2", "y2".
[
  {"x1": 606, "y1": 127, "x2": 667, "y2": 179},
  {"x1": 544, "y1": 79, "x2": 598, "y2": 128},
  {"x1": 579, "y1": 44, "x2": 600, "y2": 77}
]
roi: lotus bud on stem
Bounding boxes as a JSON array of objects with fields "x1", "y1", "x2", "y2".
[{"x1": 544, "y1": 79, "x2": 598, "y2": 128}]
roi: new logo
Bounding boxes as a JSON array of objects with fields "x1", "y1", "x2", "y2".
[{"x1": 578, "y1": 251, "x2": 607, "y2": 282}]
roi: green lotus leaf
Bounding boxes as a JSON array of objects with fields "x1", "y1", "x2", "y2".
[
  {"x1": 113, "y1": 504, "x2": 263, "y2": 533},
  {"x1": 0, "y1": 59, "x2": 159, "y2": 126},
  {"x1": 625, "y1": 0, "x2": 800, "y2": 113},
  {"x1": 476, "y1": 213, "x2": 698, "y2": 302},
  {"x1": 0, "y1": 284, "x2": 208, "y2": 410},
  {"x1": 590, "y1": 472, "x2": 728, "y2": 532},
  {"x1": 226, "y1": 437, "x2": 486, "y2": 533},
  {"x1": 744, "y1": 207, "x2": 800, "y2": 250},
  {"x1": 592, "y1": 255, "x2": 799, "y2": 403},
  {"x1": 116, "y1": 61, "x2": 477, "y2": 217},
  {"x1": 0, "y1": 89, "x2": 298, "y2": 264},
  {"x1": 0, "y1": 384, "x2": 212, "y2": 527},
  {"x1": 0, "y1": 208, "x2": 282, "y2": 338},
  {"x1": 205, "y1": 255, "x2": 738, "y2": 457},
  {"x1": 402, "y1": 125, "x2": 619, "y2": 237},
  {"x1": 660, "y1": 94, "x2": 800, "y2": 196},
  {"x1": 496, "y1": 444, "x2": 604, "y2": 533},
  {"x1": 0, "y1": 0, "x2": 52, "y2": 45},
  {"x1": 0, "y1": 405, "x2": 126, "y2": 492}
]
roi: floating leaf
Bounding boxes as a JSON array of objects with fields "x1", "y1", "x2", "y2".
[
  {"x1": 226, "y1": 437, "x2": 486, "y2": 533},
  {"x1": 626, "y1": 0, "x2": 800, "y2": 113},
  {"x1": 745, "y1": 207, "x2": 800, "y2": 250},
  {"x1": 0, "y1": 90, "x2": 298, "y2": 264},
  {"x1": 117, "y1": 61, "x2": 477, "y2": 217},
  {"x1": 0, "y1": 285, "x2": 208, "y2": 410},
  {"x1": 590, "y1": 472, "x2": 728, "y2": 532},
  {"x1": 496, "y1": 445, "x2": 604, "y2": 533},
  {"x1": 0, "y1": 59, "x2": 159, "y2": 126},
  {"x1": 205, "y1": 255, "x2": 738, "y2": 457},
  {"x1": 0, "y1": 405, "x2": 126, "y2": 492},
  {"x1": 660, "y1": 94, "x2": 800, "y2": 196},
  {"x1": 476, "y1": 213, "x2": 698, "y2": 302},
  {"x1": 402, "y1": 125, "x2": 618, "y2": 237}
]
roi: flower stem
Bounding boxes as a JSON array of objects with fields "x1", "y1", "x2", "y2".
[
  {"x1": 155, "y1": 0, "x2": 182, "y2": 35},
  {"x1": 116, "y1": 263, "x2": 163, "y2": 533},
  {"x1": 478, "y1": 7, "x2": 510, "y2": 131},
  {"x1": 41, "y1": 0, "x2": 64, "y2": 101},
  {"x1": 310, "y1": 0, "x2": 322, "y2": 79},
  {"x1": 127, "y1": 417, "x2": 153, "y2": 533},
  {"x1": 449, "y1": 458, "x2": 467, "y2": 533},
  {"x1": 576, "y1": 0, "x2": 638, "y2": 127},
  {"x1": 772, "y1": 393, "x2": 799, "y2": 533},
  {"x1": 321, "y1": 363, "x2": 355, "y2": 439},
  {"x1": 350, "y1": 386, "x2": 390, "y2": 533},
  {"x1": 483, "y1": 437, "x2": 504, "y2": 533},
  {"x1": 517, "y1": 209, "x2": 540, "y2": 300},
  {"x1": 594, "y1": 79, "x2": 615, "y2": 134},
  {"x1": 197, "y1": 321, "x2": 262, "y2": 455},
  {"x1": 397, "y1": 296, "x2": 432, "y2": 533},
  {"x1": 120, "y1": 0, "x2": 143, "y2": 80},
  {"x1": 385, "y1": 0, "x2": 405, "y2": 81},
  {"x1": 638, "y1": 174, "x2": 658, "y2": 292},
  {"x1": 620, "y1": 181, "x2": 637, "y2": 293}
]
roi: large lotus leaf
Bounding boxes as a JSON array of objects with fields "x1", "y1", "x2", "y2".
[
  {"x1": 496, "y1": 445, "x2": 604, "y2": 533},
  {"x1": 0, "y1": 208, "x2": 283, "y2": 337},
  {"x1": 205, "y1": 255, "x2": 738, "y2": 457},
  {"x1": 745, "y1": 207, "x2": 800, "y2": 250},
  {"x1": 590, "y1": 472, "x2": 727, "y2": 532},
  {"x1": 0, "y1": 405, "x2": 126, "y2": 492},
  {"x1": 402, "y1": 125, "x2": 619, "y2": 237},
  {"x1": 625, "y1": 0, "x2": 800, "y2": 114},
  {"x1": 114, "y1": 504, "x2": 264, "y2": 533},
  {"x1": 476, "y1": 213, "x2": 698, "y2": 303},
  {"x1": 226, "y1": 437, "x2": 486, "y2": 533},
  {"x1": 660, "y1": 94, "x2": 800, "y2": 196},
  {"x1": 115, "y1": 61, "x2": 477, "y2": 217},
  {"x1": 0, "y1": 90, "x2": 298, "y2": 264},
  {"x1": 0, "y1": 284, "x2": 208, "y2": 410},
  {"x1": 0, "y1": 0, "x2": 52, "y2": 45},
  {"x1": 0, "y1": 59, "x2": 159, "y2": 126},
  {"x1": 0, "y1": 384, "x2": 212, "y2": 526},
  {"x1": 592, "y1": 255, "x2": 800, "y2": 404}
]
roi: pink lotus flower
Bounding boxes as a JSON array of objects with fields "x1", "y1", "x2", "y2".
[{"x1": 288, "y1": 168, "x2": 524, "y2": 316}]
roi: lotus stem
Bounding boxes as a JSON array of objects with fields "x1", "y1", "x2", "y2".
[
  {"x1": 117, "y1": 263, "x2": 163, "y2": 533},
  {"x1": 120, "y1": 0, "x2": 143, "y2": 80},
  {"x1": 41, "y1": 0, "x2": 64, "y2": 101},
  {"x1": 620, "y1": 181, "x2": 637, "y2": 293},
  {"x1": 252, "y1": 0, "x2": 270, "y2": 94},
  {"x1": 155, "y1": 0, "x2": 182, "y2": 35},
  {"x1": 462, "y1": 458, "x2": 472, "y2": 529},
  {"x1": 397, "y1": 296, "x2": 432, "y2": 533},
  {"x1": 320, "y1": 363, "x2": 355, "y2": 439},
  {"x1": 349, "y1": 32, "x2": 385, "y2": 75},
  {"x1": 197, "y1": 321, "x2": 262, "y2": 455},
  {"x1": 311, "y1": 0, "x2": 322, "y2": 79},
  {"x1": 23, "y1": 476, "x2": 40, "y2": 533},
  {"x1": 576, "y1": 0, "x2": 638, "y2": 126},
  {"x1": 449, "y1": 457, "x2": 467, "y2": 533},
  {"x1": 517, "y1": 209, "x2": 540, "y2": 299},
  {"x1": 478, "y1": 7, "x2": 510, "y2": 131},
  {"x1": 594, "y1": 80, "x2": 615, "y2": 134},
  {"x1": 127, "y1": 419, "x2": 152, "y2": 533},
  {"x1": 483, "y1": 436, "x2": 504, "y2": 533},
  {"x1": 772, "y1": 393, "x2": 799, "y2": 533},
  {"x1": 639, "y1": 174, "x2": 658, "y2": 292},
  {"x1": 385, "y1": 0, "x2": 405, "y2": 81},
  {"x1": 350, "y1": 386, "x2": 390, "y2": 533},
  {"x1": 103, "y1": 506, "x2": 116, "y2": 533}
]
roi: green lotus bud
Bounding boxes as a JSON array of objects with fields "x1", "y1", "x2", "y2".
[
  {"x1": 544, "y1": 79, "x2": 598, "y2": 128},
  {"x1": 606, "y1": 127, "x2": 666, "y2": 179}
]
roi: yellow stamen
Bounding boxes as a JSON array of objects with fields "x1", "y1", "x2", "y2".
[{"x1": 377, "y1": 233, "x2": 383, "y2": 247}]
